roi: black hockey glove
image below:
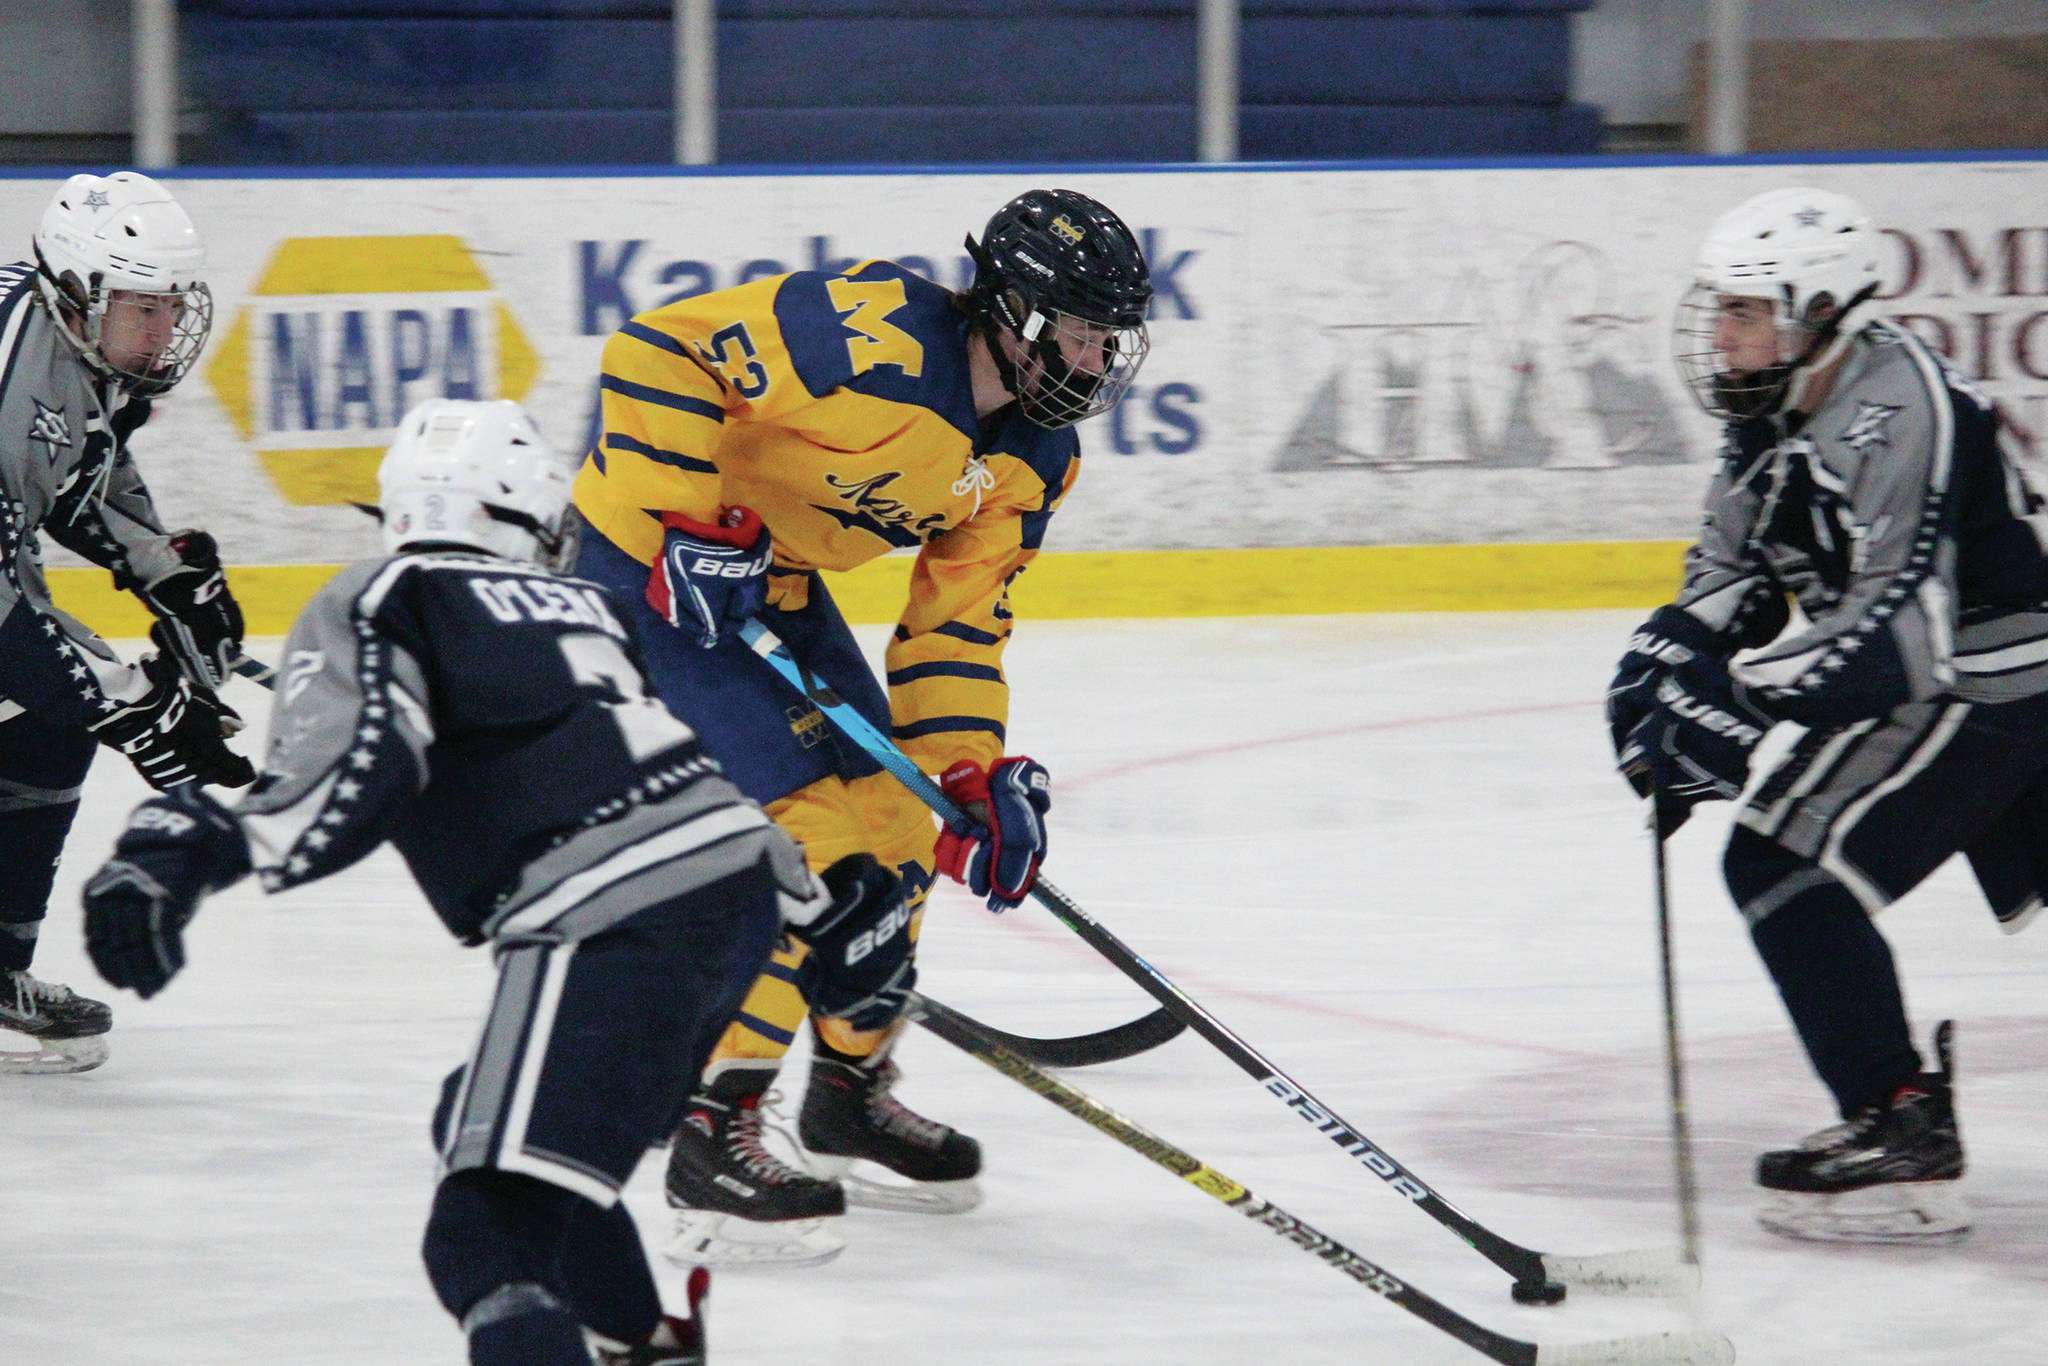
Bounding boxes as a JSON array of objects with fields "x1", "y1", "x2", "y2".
[
  {"x1": 645, "y1": 506, "x2": 772, "y2": 649},
  {"x1": 87, "y1": 653, "x2": 257, "y2": 792},
  {"x1": 1618, "y1": 663, "x2": 1775, "y2": 838},
  {"x1": 1606, "y1": 604, "x2": 1721, "y2": 767},
  {"x1": 790, "y1": 853, "x2": 916, "y2": 1032},
  {"x1": 137, "y1": 529, "x2": 246, "y2": 690},
  {"x1": 83, "y1": 786, "x2": 252, "y2": 998}
]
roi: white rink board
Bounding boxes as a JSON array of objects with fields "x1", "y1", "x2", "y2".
[{"x1": 5, "y1": 159, "x2": 2046, "y2": 564}]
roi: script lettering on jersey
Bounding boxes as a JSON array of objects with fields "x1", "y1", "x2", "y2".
[
  {"x1": 1262, "y1": 1076, "x2": 1432, "y2": 1203},
  {"x1": 812, "y1": 470, "x2": 949, "y2": 548},
  {"x1": 468, "y1": 576, "x2": 628, "y2": 638}
]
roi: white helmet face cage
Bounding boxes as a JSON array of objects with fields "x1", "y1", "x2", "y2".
[
  {"x1": 1006, "y1": 302, "x2": 1151, "y2": 429},
  {"x1": 378, "y1": 399, "x2": 578, "y2": 570},
  {"x1": 33, "y1": 172, "x2": 213, "y2": 397},
  {"x1": 1673, "y1": 187, "x2": 1882, "y2": 420}
]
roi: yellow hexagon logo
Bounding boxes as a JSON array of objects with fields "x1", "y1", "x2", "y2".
[{"x1": 205, "y1": 235, "x2": 539, "y2": 505}]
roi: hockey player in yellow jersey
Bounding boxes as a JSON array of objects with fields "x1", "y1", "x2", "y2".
[{"x1": 570, "y1": 188, "x2": 1152, "y2": 1264}]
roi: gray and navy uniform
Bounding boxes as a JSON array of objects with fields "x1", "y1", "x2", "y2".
[
  {"x1": 1677, "y1": 320, "x2": 2048, "y2": 918},
  {"x1": 0, "y1": 260, "x2": 183, "y2": 973},
  {"x1": 1679, "y1": 320, "x2": 2048, "y2": 1116},
  {"x1": 239, "y1": 548, "x2": 814, "y2": 1204}
]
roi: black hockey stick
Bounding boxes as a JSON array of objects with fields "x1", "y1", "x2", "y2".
[
  {"x1": 924, "y1": 1000, "x2": 1183, "y2": 1068},
  {"x1": 911, "y1": 993, "x2": 1733, "y2": 1366},
  {"x1": 1650, "y1": 801, "x2": 1703, "y2": 1268},
  {"x1": 231, "y1": 640, "x2": 1173, "y2": 1066},
  {"x1": 743, "y1": 618, "x2": 1697, "y2": 1300}
]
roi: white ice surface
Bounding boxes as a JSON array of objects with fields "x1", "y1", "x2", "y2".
[{"x1": 4, "y1": 612, "x2": 2044, "y2": 1365}]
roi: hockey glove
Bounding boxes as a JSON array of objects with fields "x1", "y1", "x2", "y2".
[
  {"x1": 934, "y1": 756, "x2": 1051, "y2": 913},
  {"x1": 645, "y1": 506, "x2": 772, "y2": 649},
  {"x1": 789, "y1": 853, "x2": 916, "y2": 1032},
  {"x1": 87, "y1": 653, "x2": 257, "y2": 792},
  {"x1": 1619, "y1": 665, "x2": 1775, "y2": 838},
  {"x1": 136, "y1": 529, "x2": 245, "y2": 691},
  {"x1": 83, "y1": 786, "x2": 252, "y2": 998},
  {"x1": 1606, "y1": 604, "x2": 1720, "y2": 768}
]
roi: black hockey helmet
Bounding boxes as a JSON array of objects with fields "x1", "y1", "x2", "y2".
[{"x1": 964, "y1": 188, "x2": 1152, "y2": 428}]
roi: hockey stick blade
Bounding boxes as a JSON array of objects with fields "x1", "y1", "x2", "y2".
[
  {"x1": 739, "y1": 618, "x2": 1686, "y2": 1295},
  {"x1": 939, "y1": 1002, "x2": 1184, "y2": 1068},
  {"x1": 910, "y1": 994, "x2": 1733, "y2": 1366}
]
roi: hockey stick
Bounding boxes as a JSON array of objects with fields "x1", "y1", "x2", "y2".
[
  {"x1": 1650, "y1": 802, "x2": 1703, "y2": 1268},
  {"x1": 911, "y1": 993, "x2": 1733, "y2": 1366},
  {"x1": 741, "y1": 618, "x2": 1695, "y2": 1301},
  {"x1": 227, "y1": 635, "x2": 1162, "y2": 1065}
]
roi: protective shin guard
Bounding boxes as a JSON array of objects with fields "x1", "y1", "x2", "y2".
[
  {"x1": 560, "y1": 1196, "x2": 662, "y2": 1347},
  {"x1": 422, "y1": 1172, "x2": 584, "y2": 1334},
  {"x1": 462, "y1": 1283, "x2": 590, "y2": 1366},
  {"x1": 1727, "y1": 828, "x2": 1920, "y2": 1115},
  {"x1": 0, "y1": 802, "x2": 80, "y2": 973}
]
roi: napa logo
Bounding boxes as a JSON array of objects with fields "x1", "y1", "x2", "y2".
[{"x1": 204, "y1": 236, "x2": 539, "y2": 505}]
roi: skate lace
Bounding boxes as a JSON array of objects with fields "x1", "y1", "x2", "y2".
[
  {"x1": 865, "y1": 1062, "x2": 950, "y2": 1149},
  {"x1": 728, "y1": 1094, "x2": 818, "y2": 1187},
  {"x1": 4, "y1": 971, "x2": 72, "y2": 1014}
]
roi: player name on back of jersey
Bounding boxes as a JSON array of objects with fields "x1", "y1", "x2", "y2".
[{"x1": 467, "y1": 571, "x2": 627, "y2": 639}]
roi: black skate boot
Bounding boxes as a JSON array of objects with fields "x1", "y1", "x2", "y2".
[
  {"x1": 798, "y1": 1051, "x2": 982, "y2": 1214},
  {"x1": 661, "y1": 1063, "x2": 845, "y2": 1268},
  {"x1": 0, "y1": 969, "x2": 112, "y2": 1074},
  {"x1": 1757, "y1": 1020, "x2": 1967, "y2": 1243}
]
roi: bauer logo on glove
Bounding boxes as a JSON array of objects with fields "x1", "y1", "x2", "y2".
[{"x1": 645, "y1": 505, "x2": 772, "y2": 649}]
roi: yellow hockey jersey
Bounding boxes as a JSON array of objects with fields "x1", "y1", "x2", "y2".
[{"x1": 573, "y1": 259, "x2": 1082, "y2": 775}]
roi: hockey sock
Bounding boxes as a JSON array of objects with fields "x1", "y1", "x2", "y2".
[
  {"x1": 1726, "y1": 828, "x2": 1920, "y2": 1116},
  {"x1": 422, "y1": 1172, "x2": 585, "y2": 1325},
  {"x1": 0, "y1": 801, "x2": 81, "y2": 973},
  {"x1": 461, "y1": 1283, "x2": 590, "y2": 1366},
  {"x1": 559, "y1": 1195, "x2": 661, "y2": 1346}
]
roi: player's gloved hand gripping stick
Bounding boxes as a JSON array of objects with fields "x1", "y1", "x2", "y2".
[{"x1": 739, "y1": 619, "x2": 1697, "y2": 1302}]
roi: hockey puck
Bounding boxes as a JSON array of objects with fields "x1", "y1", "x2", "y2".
[{"x1": 1510, "y1": 1279, "x2": 1567, "y2": 1306}]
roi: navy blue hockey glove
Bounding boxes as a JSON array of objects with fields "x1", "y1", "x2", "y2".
[
  {"x1": 1619, "y1": 664, "x2": 1775, "y2": 838},
  {"x1": 1606, "y1": 604, "x2": 1720, "y2": 767},
  {"x1": 87, "y1": 653, "x2": 257, "y2": 792},
  {"x1": 646, "y1": 506, "x2": 772, "y2": 649},
  {"x1": 790, "y1": 853, "x2": 916, "y2": 1031},
  {"x1": 935, "y1": 756, "x2": 1052, "y2": 912},
  {"x1": 137, "y1": 529, "x2": 246, "y2": 691},
  {"x1": 83, "y1": 786, "x2": 251, "y2": 998}
]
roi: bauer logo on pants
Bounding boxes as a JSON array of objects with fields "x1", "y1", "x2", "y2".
[{"x1": 204, "y1": 236, "x2": 539, "y2": 507}]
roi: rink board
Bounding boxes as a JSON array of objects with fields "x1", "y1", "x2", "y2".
[{"x1": 6, "y1": 154, "x2": 2042, "y2": 627}]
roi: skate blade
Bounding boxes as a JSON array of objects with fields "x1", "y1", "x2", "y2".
[
  {"x1": 0, "y1": 1034, "x2": 108, "y2": 1075},
  {"x1": 839, "y1": 1169, "x2": 981, "y2": 1215},
  {"x1": 1758, "y1": 1180, "x2": 1970, "y2": 1244},
  {"x1": 662, "y1": 1211, "x2": 844, "y2": 1269}
]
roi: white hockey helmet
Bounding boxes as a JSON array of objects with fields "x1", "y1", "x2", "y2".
[
  {"x1": 1674, "y1": 187, "x2": 1884, "y2": 419},
  {"x1": 33, "y1": 172, "x2": 213, "y2": 397},
  {"x1": 378, "y1": 399, "x2": 579, "y2": 570}
]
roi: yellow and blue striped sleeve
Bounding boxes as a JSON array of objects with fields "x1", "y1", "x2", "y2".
[{"x1": 884, "y1": 454, "x2": 1081, "y2": 774}]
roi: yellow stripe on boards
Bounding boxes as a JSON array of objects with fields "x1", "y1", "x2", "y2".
[{"x1": 46, "y1": 541, "x2": 1691, "y2": 639}]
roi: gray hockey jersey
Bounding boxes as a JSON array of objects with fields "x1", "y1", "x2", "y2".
[
  {"x1": 0, "y1": 262, "x2": 182, "y2": 725},
  {"x1": 1678, "y1": 321, "x2": 2048, "y2": 729}
]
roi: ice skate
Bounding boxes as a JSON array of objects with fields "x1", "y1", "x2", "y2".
[
  {"x1": 798, "y1": 1054, "x2": 982, "y2": 1214},
  {"x1": 1757, "y1": 1020, "x2": 1968, "y2": 1244},
  {"x1": 0, "y1": 969, "x2": 112, "y2": 1075},
  {"x1": 662, "y1": 1065, "x2": 846, "y2": 1269}
]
